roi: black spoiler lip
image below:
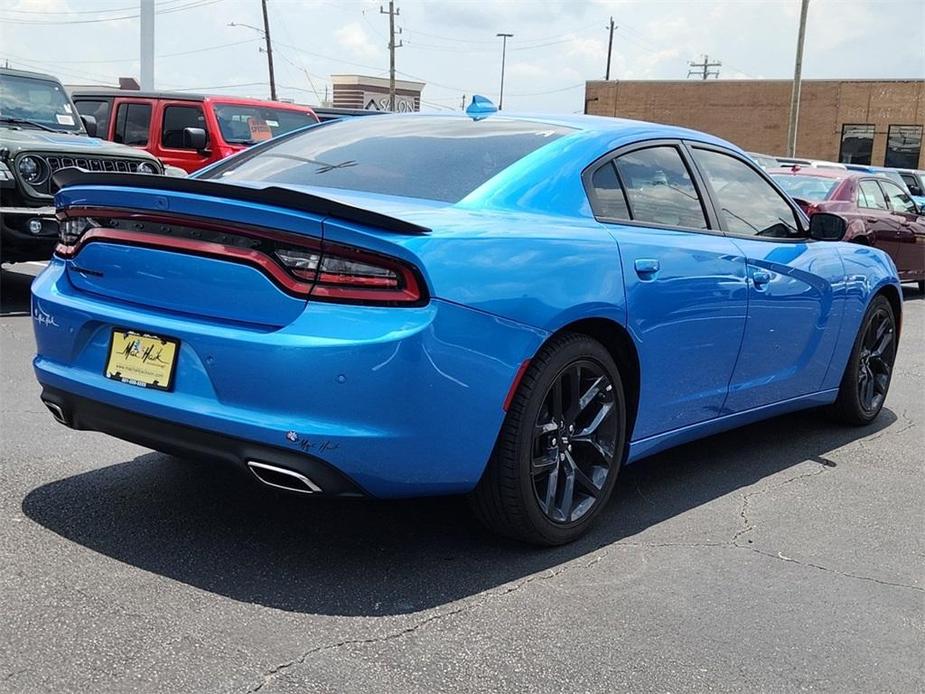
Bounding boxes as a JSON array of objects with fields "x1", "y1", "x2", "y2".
[{"x1": 51, "y1": 169, "x2": 431, "y2": 235}]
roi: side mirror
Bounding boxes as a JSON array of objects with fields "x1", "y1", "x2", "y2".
[
  {"x1": 809, "y1": 212, "x2": 848, "y2": 241},
  {"x1": 80, "y1": 114, "x2": 97, "y2": 138},
  {"x1": 182, "y1": 127, "x2": 208, "y2": 152}
]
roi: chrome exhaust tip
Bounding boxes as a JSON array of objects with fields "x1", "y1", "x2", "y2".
[
  {"x1": 247, "y1": 460, "x2": 322, "y2": 494},
  {"x1": 42, "y1": 400, "x2": 69, "y2": 426}
]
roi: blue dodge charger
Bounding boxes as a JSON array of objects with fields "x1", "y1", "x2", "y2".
[{"x1": 32, "y1": 110, "x2": 901, "y2": 544}]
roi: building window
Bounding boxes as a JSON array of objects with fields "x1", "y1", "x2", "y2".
[
  {"x1": 885, "y1": 125, "x2": 923, "y2": 169},
  {"x1": 838, "y1": 124, "x2": 874, "y2": 165}
]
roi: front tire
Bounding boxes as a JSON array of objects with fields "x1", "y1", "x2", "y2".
[
  {"x1": 832, "y1": 295, "x2": 897, "y2": 426},
  {"x1": 469, "y1": 333, "x2": 626, "y2": 545}
]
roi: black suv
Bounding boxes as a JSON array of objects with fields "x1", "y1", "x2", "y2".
[{"x1": 1, "y1": 68, "x2": 163, "y2": 264}]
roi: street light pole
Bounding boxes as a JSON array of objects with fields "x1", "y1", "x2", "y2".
[
  {"x1": 497, "y1": 32, "x2": 513, "y2": 110},
  {"x1": 786, "y1": 0, "x2": 810, "y2": 157}
]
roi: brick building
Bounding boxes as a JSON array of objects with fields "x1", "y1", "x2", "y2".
[
  {"x1": 584, "y1": 79, "x2": 925, "y2": 169},
  {"x1": 331, "y1": 74, "x2": 424, "y2": 113}
]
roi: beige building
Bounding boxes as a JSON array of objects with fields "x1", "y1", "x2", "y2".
[
  {"x1": 331, "y1": 74, "x2": 424, "y2": 113},
  {"x1": 584, "y1": 79, "x2": 925, "y2": 169}
]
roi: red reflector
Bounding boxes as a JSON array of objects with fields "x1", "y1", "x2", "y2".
[{"x1": 503, "y1": 359, "x2": 532, "y2": 411}]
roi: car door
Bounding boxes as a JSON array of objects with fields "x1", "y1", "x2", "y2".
[
  {"x1": 112, "y1": 98, "x2": 153, "y2": 151},
  {"x1": 878, "y1": 178, "x2": 925, "y2": 281},
  {"x1": 687, "y1": 144, "x2": 845, "y2": 412},
  {"x1": 856, "y1": 178, "x2": 897, "y2": 248},
  {"x1": 154, "y1": 100, "x2": 212, "y2": 173},
  {"x1": 585, "y1": 142, "x2": 748, "y2": 439}
]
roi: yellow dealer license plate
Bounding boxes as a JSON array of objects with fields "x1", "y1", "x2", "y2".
[{"x1": 105, "y1": 330, "x2": 179, "y2": 391}]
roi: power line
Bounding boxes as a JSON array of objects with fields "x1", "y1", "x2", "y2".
[{"x1": 0, "y1": 0, "x2": 225, "y2": 25}]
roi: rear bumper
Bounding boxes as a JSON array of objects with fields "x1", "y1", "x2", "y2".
[
  {"x1": 40, "y1": 385, "x2": 366, "y2": 496},
  {"x1": 32, "y1": 258, "x2": 546, "y2": 498}
]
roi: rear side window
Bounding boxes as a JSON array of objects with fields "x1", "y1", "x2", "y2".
[
  {"x1": 880, "y1": 180, "x2": 917, "y2": 214},
  {"x1": 858, "y1": 180, "x2": 888, "y2": 210},
  {"x1": 611, "y1": 146, "x2": 707, "y2": 229},
  {"x1": 113, "y1": 102, "x2": 151, "y2": 146},
  {"x1": 204, "y1": 116, "x2": 572, "y2": 203},
  {"x1": 74, "y1": 99, "x2": 111, "y2": 137},
  {"x1": 162, "y1": 105, "x2": 207, "y2": 149},
  {"x1": 692, "y1": 148, "x2": 798, "y2": 238},
  {"x1": 588, "y1": 162, "x2": 629, "y2": 220}
]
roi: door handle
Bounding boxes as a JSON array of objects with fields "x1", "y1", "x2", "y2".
[
  {"x1": 634, "y1": 258, "x2": 660, "y2": 278},
  {"x1": 866, "y1": 217, "x2": 879, "y2": 224},
  {"x1": 751, "y1": 270, "x2": 771, "y2": 288}
]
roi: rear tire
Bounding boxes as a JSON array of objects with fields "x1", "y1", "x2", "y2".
[
  {"x1": 469, "y1": 333, "x2": 626, "y2": 545},
  {"x1": 831, "y1": 295, "x2": 896, "y2": 426},
  {"x1": 918, "y1": 280, "x2": 924, "y2": 294}
]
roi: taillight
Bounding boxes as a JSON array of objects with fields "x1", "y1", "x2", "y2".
[
  {"x1": 58, "y1": 216, "x2": 99, "y2": 245},
  {"x1": 275, "y1": 242, "x2": 424, "y2": 305}
]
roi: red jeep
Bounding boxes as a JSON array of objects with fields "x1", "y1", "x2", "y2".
[{"x1": 70, "y1": 90, "x2": 318, "y2": 173}]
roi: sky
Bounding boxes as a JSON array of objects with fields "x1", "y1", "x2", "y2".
[{"x1": 1, "y1": 0, "x2": 923, "y2": 113}]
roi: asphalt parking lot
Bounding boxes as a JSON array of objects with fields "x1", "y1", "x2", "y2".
[{"x1": 1, "y1": 263, "x2": 922, "y2": 693}]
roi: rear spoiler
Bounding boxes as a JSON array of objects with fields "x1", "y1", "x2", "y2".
[{"x1": 52, "y1": 169, "x2": 431, "y2": 235}]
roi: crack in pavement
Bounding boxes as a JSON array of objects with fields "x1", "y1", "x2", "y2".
[
  {"x1": 240, "y1": 552, "x2": 608, "y2": 693},
  {"x1": 731, "y1": 465, "x2": 828, "y2": 545}
]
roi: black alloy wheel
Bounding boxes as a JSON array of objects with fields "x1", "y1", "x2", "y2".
[
  {"x1": 469, "y1": 333, "x2": 626, "y2": 545},
  {"x1": 531, "y1": 361, "x2": 618, "y2": 524},
  {"x1": 856, "y1": 303, "x2": 895, "y2": 415},
  {"x1": 833, "y1": 295, "x2": 897, "y2": 425}
]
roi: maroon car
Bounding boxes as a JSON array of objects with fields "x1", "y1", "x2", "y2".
[{"x1": 772, "y1": 167, "x2": 925, "y2": 290}]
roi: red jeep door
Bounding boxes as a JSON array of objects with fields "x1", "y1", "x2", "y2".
[{"x1": 153, "y1": 100, "x2": 213, "y2": 173}]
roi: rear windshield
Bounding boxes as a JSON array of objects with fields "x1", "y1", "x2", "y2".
[
  {"x1": 213, "y1": 103, "x2": 318, "y2": 144},
  {"x1": 772, "y1": 174, "x2": 840, "y2": 202},
  {"x1": 203, "y1": 116, "x2": 573, "y2": 203},
  {"x1": 0, "y1": 73, "x2": 82, "y2": 132}
]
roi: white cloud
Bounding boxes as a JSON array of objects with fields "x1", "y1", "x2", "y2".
[{"x1": 334, "y1": 22, "x2": 378, "y2": 60}]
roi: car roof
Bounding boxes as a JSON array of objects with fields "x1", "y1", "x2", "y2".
[
  {"x1": 0, "y1": 66, "x2": 63, "y2": 82},
  {"x1": 768, "y1": 166, "x2": 849, "y2": 179},
  {"x1": 68, "y1": 89, "x2": 315, "y2": 112}
]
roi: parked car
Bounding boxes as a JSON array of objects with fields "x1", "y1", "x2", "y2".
[
  {"x1": 311, "y1": 106, "x2": 383, "y2": 122},
  {"x1": 70, "y1": 90, "x2": 319, "y2": 173},
  {"x1": 776, "y1": 157, "x2": 847, "y2": 170},
  {"x1": 0, "y1": 68, "x2": 163, "y2": 264},
  {"x1": 746, "y1": 151, "x2": 780, "y2": 170},
  {"x1": 843, "y1": 164, "x2": 915, "y2": 193},
  {"x1": 771, "y1": 166, "x2": 925, "y2": 290},
  {"x1": 895, "y1": 168, "x2": 925, "y2": 208},
  {"x1": 34, "y1": 111, "x2": 902, "y2": 545}
]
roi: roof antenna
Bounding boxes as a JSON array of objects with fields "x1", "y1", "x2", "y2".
[{"x1": 466, "y1": 95, "x2": 497, "y2": 120}]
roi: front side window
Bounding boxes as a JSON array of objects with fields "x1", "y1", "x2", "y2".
[
  {"x1": 113, "y1": 102, "x2": 151, "y2": 146},
  {"x1": 885, "y1": 125, "x2": 923, "y2": 169},
  {"x1": 0, "y1": 73, "x2": 82, "y2": 132},
  {"x1": 839, "y1": 124, "x2": 874, "y2": 165},
  {"x1": 879, "y1": 179, "x2": 918, "y2": 214},
  {"x1": 74, "y1": 99, "x2": 111, "y2": 137},
  {"x1": 205, "y1": 116, "x2": 573, "y2": 203},
  {"x1": 162, "y1": 105, "x2": 207, "y2": 149},
  {"x1": 588, "y1": 161, "x2": 629, "y2": 220},
  {"x1": 858, "y1": 180, "x2": 887, "y2": 209},
  {"x1": 692, "y1": 148, "x2": 798, "y2": 238},
  {"x1": 611, "y1": 146, "x2": 707, "y2": 229}
]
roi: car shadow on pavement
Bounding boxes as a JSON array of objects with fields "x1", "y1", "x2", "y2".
[{"x1": 22, "y1": 406, "x2": 895, "y2": 616}]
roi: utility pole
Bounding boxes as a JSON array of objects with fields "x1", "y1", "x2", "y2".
[
  {"x1": 497, "y1": 32, "x2": 513, "y2": 110},
  {"x1": 260, "y1": 0, "x2": 277, "y2": 100},
  {"x1": 605, "y1": 17, "x2": 616, "y2": 80},
  {"x1": 460, "y1": 94, "x2": 466, "y2": 110},
  {"x1": 380, "y1": 1, "x2": 402, "y2": 111},
  {"x1": 786, "y1": 0, "x2": 810, "y2": 157},
  {"x1": 139, "y1": 0, "x2": 154, "y2": 90},
  {"x1": 687, "y1": 54, "x2": 721, "y2": 80}
]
